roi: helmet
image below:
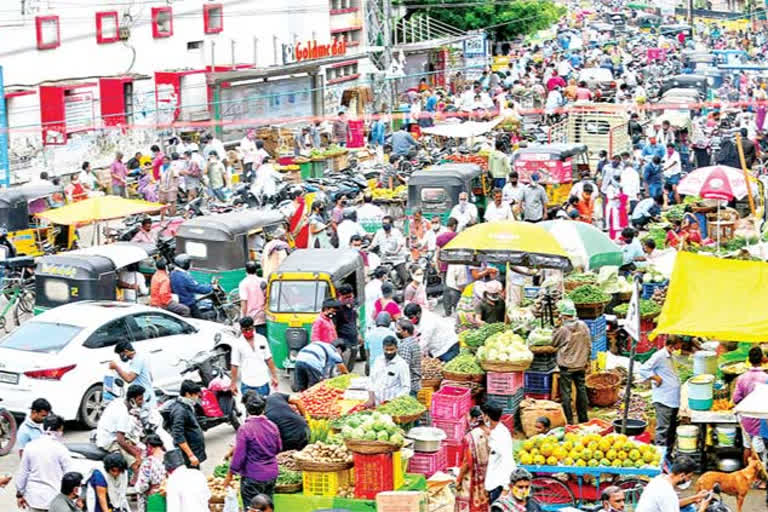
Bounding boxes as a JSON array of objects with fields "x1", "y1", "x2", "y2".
[
  {"x1": 342, "y1": 207, "x2": 357, "y2": 222},
  {"x1": 0, "y1": 225, "x2": 7, "y2": 238},
  {"x1": 174, "y1": 254, "x2": 191, "y2": 270}
]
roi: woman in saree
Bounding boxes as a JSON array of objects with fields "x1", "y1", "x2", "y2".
[{"x1": 456, "y1": 407, "x2": 491, "y2": 512}]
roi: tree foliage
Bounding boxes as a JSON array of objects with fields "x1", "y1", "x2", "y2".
[{"x1": 402, "y1": 0, "x2": 566, "y2": 41}]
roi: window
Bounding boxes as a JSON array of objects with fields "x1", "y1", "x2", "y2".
[
  {"x1": 36, "y1": 15, "x2": 60, "y2": 50},
  {"x1": 420, "y1": 188, "x2": 447, "y2": 203},
  {"x1": 96, "y1": 11, "x2": 119, "y2": 44},
  {"x1": 1, "y1": 322, "x2": 82, "y2": 354},
  {"x1": 43, "y1": 279, "x2": 70, "y2": 303},
  {"x1": 187, "y1": 40, "x2": 204, "y2": 50},
  {"x1": 326, "y1": 62, "x2": 358, "y2": 83},
  {"x1": 127, "y1": 313, "x2": 191, "y2": 341},
  {"x1": 268, "y1": 281, "x2": 328, "y2": 313},
  {"x1": 186, "y1": 241, "x2": 207, "y2": 259},
  {"x1": 151, "y1": 7, "x2": 173, "y2": 38},
  {"x1": 83, "y1": 318, "x2": 132, "y2": 349},
  {"x1": 204, "y1": 4, "x2": 223, "y2": 34}
]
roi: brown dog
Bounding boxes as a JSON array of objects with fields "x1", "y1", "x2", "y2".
[{"x1": 695, "y1": 455, "x2": 765, "y2": 512}]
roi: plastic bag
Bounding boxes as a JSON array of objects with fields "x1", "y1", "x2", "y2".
[
  {"x1": 200, "y1": 388, "x2": 224, "y2": 417},
  {"x1": 223, "y1": 486, "x2": 239, "y2": 512}
]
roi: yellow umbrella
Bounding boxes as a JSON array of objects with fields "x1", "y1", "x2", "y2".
[
  {"x1": 35, "y1": 196, "x2": 166, "y2": 226},
  {"x1": 441, "y1": 221, "x2": 572, "y2": 270}
]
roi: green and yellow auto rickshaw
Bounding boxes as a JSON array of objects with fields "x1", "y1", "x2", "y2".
[
  {"x1": 265, "y1": 249, "x2": 365, "y2": 370},
  {"x1": 175, "y1": 209, "x2": 288, "y2": 292},
  {"x1": 406, "y1": 163, "x2": 487, "y2": 226}
]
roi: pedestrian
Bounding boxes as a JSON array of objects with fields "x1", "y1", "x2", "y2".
[
  {"x1": 489, "y1": 140, "x2": 511, "y2": 189},
  {"x1": 635, "y1": 455, "x2": 711, "y2": 512},
  {"x1": 264, "y1": 393, "x2": 310, "y2": 452},
  {"x1": 367, "y1": 336, "x2": 411, "y2": 406},
  {"x1": 490, "y1": 468, "x2": 543, "y2": 512},
  {"x1": 403, "y1": 265, "x2": 428, "y2": 308},
  {"x1": 230, "y1": 316, "x2": 279, "y2": 397},
  {"x1": 365, "y1": 312, "x2": 396, "y2": 371},
  {"x1": 205, "y1": 151, "x2": 227, "y2": 201},
  {"x1": 110, "y1": 152, "x2": 128, "y2": 197},
  {"x1": 502, "y1": 171, "x2": 525, "y2": 215},
  {"x1": 552, "y1": 299, "x2": 590, "y2": 424},
  {"x1": 294, "y1": 338, "x2": 348, "y2": 391},
  {"x1": 308, "y1": 201, "x2": 333, "y2": 249},
  {"x1": 15, "y1": 398, "x2": 51, "y2": 457},
  {"x1": 449, "y1": 192, "x2": 479, "y2": 231},
  {"x1": 48, "y1": 472, "x2": 84, "y2": 512},
  {"x1": 150, "y1": 145, "x2": 164, "y2": 181},
  {"x1": 239, "y1": 261, "x2": 267, "y2": 335},
  {"x1": 733, "y1": 347, "x2": 768, "y2": 462},
  {"x1": 457, "y1": 407, "x2": 490, "y2": 512},
  {"x1": 405, "y1": 302, "x2": 460, "y2": 363},
  {"x1": 110, "y1": 341, "x2": 156, "y2": 407},
  {"x1": 261, "y1": 229, "x2": 289, "y2": 278},
  {"x1": 521, "y1": 173, "x2": 548, "y2": 222},
  {"x1": 168, "y1": 380, "x2": 206, "y2": 468},
  {"x1": 163, "y1": 449, "x2": 210, "y2": 512},
  {"x1": 395, "y1": 318, "x2": 422, "y2": 397},
  {"x1": 85, "y1": 453, "x2": 130, "y2": 512},
  {"x1": 334, "y1": 284, "x2": 361, "y2": 369},
  {"x1": 15, "y1": 414, "x2": 72, "y2": 512},
  {"x1": 239, "y1": 130, "x2": 258, "y2": 179},
  {"x1": 134, "y1": 435, "x2": 167, "y2": 512},
  {"x1": 181, "y1": 151, "x2": 202, "y2": 201},
  {"x1": 226, "y1": 394, "x2": 282, "y2": 503},
  {"x1": 483, "y1": 403, "x2": 516, "y2": 505},
  {"x1": 637, "y1": 337, "x2": 682, "y2": 457},
  {"x1": 332, "y1": 111, "x2": 350, "y2": 146},
  {"x1": 310, "y1": 298, "x2": 340, "y2": 343},
  {"x1": 149, "y1": 259, "x2": 190, "y2": 316},
  {"x1": 485, "y1": 188, "x2": 513, "y2": 222},
  {"x1": 599, "y1": 486, "x2": 625, "y2": 512},
  {"x1": 374, "y1": 282, "x2": 402, "y2": 321}
]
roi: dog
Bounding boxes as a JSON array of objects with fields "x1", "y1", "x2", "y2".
[{"x1": 695, "y1": 454, "x2": 766, "y2": 512}]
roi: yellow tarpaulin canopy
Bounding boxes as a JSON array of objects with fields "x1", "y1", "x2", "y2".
[
  {"x1": 652, "y1": 252, "x2": 768, "y2": 342},
  {"x1": 35, "y1": 196, "x2": 166, "y2": 226}
]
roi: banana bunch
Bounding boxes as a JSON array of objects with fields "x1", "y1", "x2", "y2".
[
  {"x1": 370, "y1": 185, "x2": 406, "y2": 201},
  {"x1": 308, "y1": 418, "x2": 331, "y2": 444}
]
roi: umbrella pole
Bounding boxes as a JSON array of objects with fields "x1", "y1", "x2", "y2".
[
  {"x1": 716, "y1": 202, "x2": 721, "y2": 253},
  {"x1": 621, "y1": 278, "x2": 640, "y2": 435}
]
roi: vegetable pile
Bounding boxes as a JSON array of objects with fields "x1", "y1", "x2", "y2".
[
  {"x1": 298, "y1": 382, "x2": 344, "y2": 418},
  {"x1": 294, "y1": 441, "x2": 353, "y2": 465},
  {"x1": 460, "y1": 322, "x2": 506, "y2": 348},
  {"x1": 309, "y1": 144, "x2": 346, "y2": 158},
  {"x1": 641, "y1": 269, "x2": 666, "y2": 284},
  {"x1": 445, "y1": 153, "x2": 488, "y2": 170},
  {"x1": 325, "y1": 374, "x2": 354, "y2": 390},
  {"x1": 277, "y1": 451, "x2": 299, "y2": 471},
  {"x1": 340, "y1": 411, "x2": 405, "y2": 446},
  {"x1": 476, "y1": 331, "x2": 532, "y2": 365},
  {"x1": 613, "y1": 299, "x2": 661, "y2": 317},
  {"x1": 422, "y1": 357, "x2": 443, "y2": 380},
  {"x1": 276, "y1": 468, "x2": 302, "y2": 486},
  {"x1": 527, "y1": 327, "x2": 554, "y2": 347},
  {"x1": 568, "y1": 284, "x2": 610, "y2": 304},
  {"x1": 443, "y1": 351, "x2": 484, "y2": 374},
  {"x1": 566, "y1": 272, "x2": 597, "y2": 285},
  {"x1": 377, "y1": 395, "x2": 426, "y2": 418}
]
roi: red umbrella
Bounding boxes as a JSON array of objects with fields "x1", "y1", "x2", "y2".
[{"x1": 698, "y1": 166, "x2": 735, "y2": 202}]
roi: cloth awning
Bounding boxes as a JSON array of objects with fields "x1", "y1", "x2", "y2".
[
  {"x1": 420, "y1": 118, "x2": 503, "y2": 138},
  {"x1": 652, "y1": 251, "x2": 768, "y2": 342},
  {"x1": 35, "y1": 196, "x2": 166, "y2": 226}
]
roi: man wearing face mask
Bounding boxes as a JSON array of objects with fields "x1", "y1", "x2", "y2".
[
  {"x1": 367, "y1": 336, "x2": 410, "y2": 406},
  {"x1": 334, "y1": 284, "x2": 361, "y2": 369},
  {"x1": 483, "y1": 403, "x2": 516, "y2": 505},
  {"x1": 230, "y1": 316, "x2": 279, "y2": 397},
  {"x1": 449, "y1": 192, "x2": 478, "y2": 232},
  {"x1": 110, "y1": 341, "x2": 156, "y2": 408},
  {"x1": 404, "y1": 303, "x2": 459, "y2": 363},
  {"x1": 395, "y1": 318, "x2": 421, "y2": 397},
  {"x1": 635, "y1": 455, "x2": 712, "y2": 512},
  {"x1": 15, "y1": 398, "x2": 51, "y2": 458},
  {"x1": 502, "y1": 171, "x2": 525, "y2": 217},
  {"x1": 168, "y1": 380, "x2": 206, "y2": 468},
  {"x1": 473, "y1": 280, "x2": 506, "y2": 324},
  {"x1": 311, "y1": 299, "x2": 340, "y2": 343},
  {"x1": 95, "y1": 384, "x2": 146, "y2": 475},
  {"x1": 48, "y1": 472, "x2": 85, "y2": 512},
  {"x1": 490, "y1": 468, "x2": 542, "y2": 512},
  {"x1": 552, "y1": 300, "x2": 591, "y2": 425},
  {"x1": 370, "y1": 215, "x2": 408, "y2": 285},
  {"x1": 599, "y1": 486, "x2": 625, "y2": 512}
]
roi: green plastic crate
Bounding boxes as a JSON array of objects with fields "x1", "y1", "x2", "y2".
[
  {"x1": 274, "y1": 494, "x2": 333, "y2": 512},
  {"x1": 332, "y1": 497, "x2": 377, "y2": 512},
  {"x1": 146, "y1": 494, "x2": 165, "y2": 512}
]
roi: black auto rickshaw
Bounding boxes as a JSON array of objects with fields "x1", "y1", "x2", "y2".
[
  {"x1": 0, "y1": 182, "x2": 74, "y2": 256},
  {"x1": 34, "y1": 242, "x2": 157, "y2": 314},
  {"x1": 406, "y1": 164, "x2": 487, "y2": 224},
  {"x1": 175, "y1": 209, "x2": 288, "y2": 293},
  {"x1": 659, "y1": 74, "x2": 709, "y2": 99},
  {"x1": 659, "y1": 23, "x2": 692, "y2": 39}
]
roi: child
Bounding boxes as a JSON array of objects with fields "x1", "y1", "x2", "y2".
[{"x1": 534, "y1": 416, "x2": 552, "y2": 436}]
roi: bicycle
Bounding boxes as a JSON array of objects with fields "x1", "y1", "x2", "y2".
[{"x1": 0, "y1": 257, "x2": 37, "y2": 331}]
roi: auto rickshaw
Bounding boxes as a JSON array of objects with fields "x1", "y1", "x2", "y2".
[
  {"x1": 511, "y1": 144, "x2": 590, "y2": 205},
  {"x1": 174, "y1": 209, "x2": 288, "y2": 293},
  {"x1": 406, "y1": 164, "x2": 487, "y2": 225},
  {"x1": 635, "y1": 12, "x2": 661, "y2": 32},
  {"x1": 0, "y1": 182, "x2": 75, "y2": 256},
  {"x1": 34, "y1": 242, "x2": 157, "y2": 314},
  {"x1": 659, "y1": 74, "x2": 709, "y2": 99},
  {"x1": 659, "y1": 24, "x2": 692, "y2": 39},
  {"x1": 265, "y1": 249, "x2": 365, "y2": 370}
]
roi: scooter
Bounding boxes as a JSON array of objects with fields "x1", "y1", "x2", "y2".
[
  {"x1": 194, "y1": 276, "x2": 241, "y2": 326},
  {"x1": 157, "y1": 347, "x2": 242, "y2": 433}
]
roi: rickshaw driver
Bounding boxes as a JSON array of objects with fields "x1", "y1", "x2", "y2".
[
  {"x1": 0, "y1": 227, "x2": 17, "y2": 260},
  {"x1": 170, "y1": 254, "x2": 214, "y2": 318}
]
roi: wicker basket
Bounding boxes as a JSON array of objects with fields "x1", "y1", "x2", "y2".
[
  {"x1": 421, "y1": 378, "x2": 442, "y2": 389},
  {"x1": 529, "y1": 345, "x2": 557, "y2": 355},
  {"x1": 574, "y1": 301, "x2": 607, "y2": 319},
  {"x1": 616, "y1": 291, "x2": 633, "y2": 302},
  {"x1": 293, "y1": 457, "x2": 353, "y2": 473},
  {"x1": 274, "y1": 482, "x2": 302, "y2": 494},
  {"x1": 479, "y1": 359, "x2": 532, "y2": 372},
  {"x1": 344, "y1": 439, "x2": 401, "y2": 454},
  {"x1": 442, "y1": 370, "x2": 485, "y2": 383},
  {"x1": 586, "y1": 372, "x2": 621, "y2": 407}
]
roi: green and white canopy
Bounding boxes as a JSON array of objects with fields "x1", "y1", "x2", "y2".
[{"x1": 539, "y1": 220, "x2": 623, "y2": 270}]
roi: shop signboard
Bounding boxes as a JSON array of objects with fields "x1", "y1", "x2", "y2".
[{"x1": 463, "y1": 34, "x2": 487, "y2": 81}]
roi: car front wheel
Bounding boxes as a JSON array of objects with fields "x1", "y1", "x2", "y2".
[{"x1": 78, "y1": 385, "x2": 103, "y2": 429}]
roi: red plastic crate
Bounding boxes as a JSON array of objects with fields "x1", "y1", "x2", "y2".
[
  {"x1": 431, "y1": 386, "x2": 472, "y2": 420},
  {"x1": 444, "y1": 441, "x2": 463, "y2": 467},
  {"x1": 354, "y1": 453, "x2": 396, "y2": 499},
  {"x1": 408, "y1": 445, "x2": 447, "y2": 477},
  {"x1": 500, "y1": 413, "x2": 515, "y2": 435},
  {"x1": 432, "y1": 417, "x2": 468, "y2": 443},
  {"x1": 487, "y1": 371, "x2": 524, "y2": 395}
]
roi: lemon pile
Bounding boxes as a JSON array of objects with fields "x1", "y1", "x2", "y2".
[{"x1": 516, "y1": 432, "x2": 662, "y2": 469}]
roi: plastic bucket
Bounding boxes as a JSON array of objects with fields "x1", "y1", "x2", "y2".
[
  {"x1": 677, "y1": 425, "x2": 699, "y2": 453},
  {"x1": 716, "y1": 426, "x2": 737, "y2": 447},
  {"x1": 693, "y1": 351, "x2": 718, "y2": 376},
  {"x1": 688, "y1": 374, "x2": 714, "y2": 411}
]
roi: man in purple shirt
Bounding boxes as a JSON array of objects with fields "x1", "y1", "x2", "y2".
[
  {"x1": 225, "y1": 394, "x2": 281, "y2": 503},
  {"x1": 111, "y1": 151, "x2": 128, "y2": 197},
  {"x1": 733, "y1": 346, "x2": 768, "y2": 459}
]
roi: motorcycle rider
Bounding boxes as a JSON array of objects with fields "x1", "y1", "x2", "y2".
[
  {"x1": 0, "y1": 226, "x2": 17, "y2": 260},
  {"x1": 170, "y1": 254, "x2": 213, "y2": 318},
  {"x1": 95, "y1": 384, "x2": 146, "y2": 475},
  {"x1": 370, "y1": 215, "x2": 408, "y2": 286}
]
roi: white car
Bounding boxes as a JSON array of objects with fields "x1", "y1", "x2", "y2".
[{"x1": 0, "y1": 301, "x2": 238, "y2": 428}]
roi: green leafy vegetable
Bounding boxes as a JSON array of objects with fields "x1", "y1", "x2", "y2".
[
  {"x1": 376, "y1": 395, "x2": 426, "y2": 417},
  {"x1": 444, "y1": 351, "x2": 484, "y2": 374},
  {"x1": 613, "y1": 299, "x2": 661, "y2": 317},
  {"x1": 277, "y1": 468, "x2": 302, "y2": 485},
  {"x1": 567, "y1": 285, "x2": 610, "y2": 304}
]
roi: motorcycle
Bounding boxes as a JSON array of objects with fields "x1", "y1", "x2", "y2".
[
  {"x1": 157, "y1": 347, "x2": 242, "y2": 432},
  {"x1": 415, "y1": 250, "x2": 444, "y2": 298},
  {"x1": 703, "y1": 484, "x2": 733, "y2": 512},
  {"x1": 0, "y1": 397, "x2": 17, "y2": 456},
  {"x1": 195, "y1": 277, "x2": 241, "y2": 325}
]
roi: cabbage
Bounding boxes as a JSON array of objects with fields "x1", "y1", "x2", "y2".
[
  {"x1": 341, "y1": 426, "x2": 355, "y2": 438},
  {"x1": 373, "y1": 421, "x2": 387, "y2": 432},
  {"x1": 390, "y1": 433, "x2": 404, "y2": 446},
  {"x1": 371, "y1": 411, "x2": 382, "y2": 422},
  {"x1": 377, "y1": 431, "x2": 390, "y2": 442},
  {"x1": 352, "y1": 428, "x2": 366, "y2": 439},
  {"x1": 363, "y1": 431, "x2": 377, "y2": 441},
  {"x1": 347, "y1": 417, "x2": 361, "y2": 429}
]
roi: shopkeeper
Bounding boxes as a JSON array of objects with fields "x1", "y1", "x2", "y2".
[
  {"x1": 473, "y1": 280, "x2": 506, "y2": 324},
  {"x1": 404, "y1": 303, "x2": 460, "y2": 362},
  {"x1": 264, "y1": 393, "x2": 309, "y2": 452},
  {"x1": 367, "y1": 336, "x2": 410, "y2": 406},
  {"x1": 552, "y1": 300, "x2": 591, "y2": 425}
]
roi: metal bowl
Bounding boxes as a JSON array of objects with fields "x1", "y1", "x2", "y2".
[
  {"x1": 406, "y1": 427, "x2": 447, "y2": 453},
  {"x1": 717, "y1": 458, "x2": 741, "y2": 473},
  {"x1": 611, "y1": 418, "x2": 647, "y2": 436}
]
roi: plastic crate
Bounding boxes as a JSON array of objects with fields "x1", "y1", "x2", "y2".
[
  {"x1": 417, "y1": 387, "x2": 435, "y2": 409},
  {"x1": 433, "y1": 417, "x2": 468, "y2": 443},
  {"x1": 444, "y1": 441, "x2": 463, "y2": 467},
  {"x1": 642, "y1": 281, "x2": 668, "y2": 299},
  {"x1": 524, "y1": 391, "x2": 550, "y2": 400},
  {"x1": 486, "y1": 371, "x2": 524, "y2": 395},
  {"x1": 529, "y1": 353, "x2": 557, "y2": 372},
  {"x1": 500, "y1": 413, "x2": 516, "y2": 435},
  {"x1": 430, "y1": 386, "x2": 472, "y2": 420},
  {"x1": 354, "y1": 452, "x2": 403, "y2": 500},
  {"x1": 303, "y1": 468, "x2": 353, "y2": 497},
  {"x1": 591, "y1": 333, "x2": 608, "y2": 360},
  {"x1": 584, "y1": 315, "x2": 607, "y2": 339},
  {"x1": 524, "y1": 369, "x2": 556, "y2": 394},
  {"x1": 408, "y1": 445, "x2": 447, "y2": 477},
  {"x1": 487, "y1": 389, "x2": 524, "y2": 415}
]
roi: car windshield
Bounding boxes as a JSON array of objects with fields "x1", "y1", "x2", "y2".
[
  {"x1": 268, "y1": 280, "x2": 329, "y2": 313},
  {"x1": 0, "y1": 322, "x2": 83, "y2": 353}
]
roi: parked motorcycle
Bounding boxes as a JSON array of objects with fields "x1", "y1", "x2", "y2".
[
  {"x1": 194, "y1": 276, "x2": 241, "y2": 326},
  {"x1": 0, "y1": 397, "x2": 17, "y2": 456}
]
